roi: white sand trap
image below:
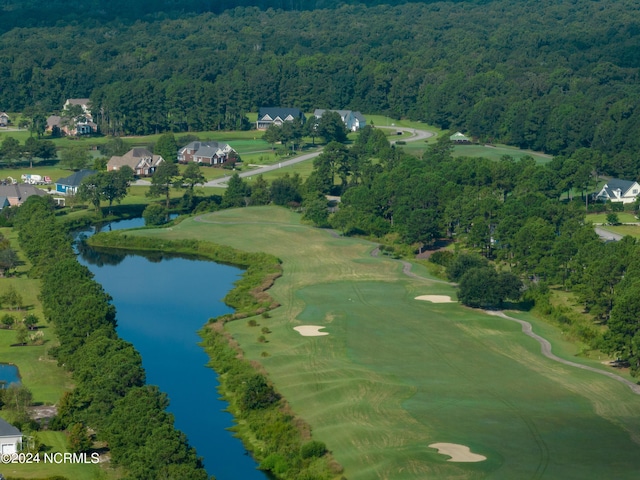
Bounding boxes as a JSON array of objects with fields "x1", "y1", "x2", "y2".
[
  {"x1": 294, "y1": 325, "x2": 329, "y2": 337},
  {"x1": 415, "y1": 295, "x2": 456, "y2": 303},
  {"x1": 429, "y1": 443, "x2": 486, "y2": 462}
]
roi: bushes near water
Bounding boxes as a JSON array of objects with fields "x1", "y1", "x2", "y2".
[
  {"x1": 87, "y1": 233, "x2": 283, "y2": 317},
  {"x1": 14, "y1": 197, "x2": 208, "y2": 480},
  {"x1": 201, "y1": 328, "x2": 339, "y2": 479},
  {"x1": 85, "y1": 226, "x2": 339, "y2": 479}
]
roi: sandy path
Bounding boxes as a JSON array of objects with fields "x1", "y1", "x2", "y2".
[{"x1": 485, "y1": 311, "x2": 640, "y2": 395}]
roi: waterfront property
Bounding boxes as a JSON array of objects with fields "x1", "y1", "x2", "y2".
[{"x1": 55, "y1": 170, "x2": 97, "y2": 195}]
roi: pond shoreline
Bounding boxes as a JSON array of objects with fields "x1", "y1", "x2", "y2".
[{"x1": 86, "y1": 231, "x2": 339, "y2": 479}]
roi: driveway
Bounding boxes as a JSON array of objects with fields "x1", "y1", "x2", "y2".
[{"x1": 204, "y1": 125, "x2": 436, "y2": 188}]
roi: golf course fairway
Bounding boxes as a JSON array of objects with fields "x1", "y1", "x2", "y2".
[{"x1": 130, "y1": 206, "x2": 640, "y2": 479}]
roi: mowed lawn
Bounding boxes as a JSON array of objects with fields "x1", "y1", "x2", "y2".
[{"x1": 129, "y1": 207, "x2": 640, "y2": 480}]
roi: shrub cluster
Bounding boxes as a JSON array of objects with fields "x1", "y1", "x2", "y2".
[
  {"x1": 14, "y1": 197, "x2": 208, "y2": 480},
  {"x1": 87, "y1": 232, "x2": 283, "y2": 317},
  {"x1": 87, "y1": 228, "x2": 339, "y2": 478},
  {"x1": 201, "y1": 328, "x2": 338, "y2": 480}
]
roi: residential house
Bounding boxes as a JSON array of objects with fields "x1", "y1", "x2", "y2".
[
  {"x1": 450, "y1": 132, "x2": 471, "y2": 143},
  {"x1": 313, "y1": 109, "x2": 366, "y2": 132},
  {"x1": 46, "y1": 99, "x2": 97, "y2": 136},
  {"x1": 107, "y1": 148, "x2": 164, "y2": 176},
  {"x1": 55, "y1": 169, "x2": 98, "y2": 195},
  {"x1": 256, "y1": 107, "x2": 305, "y2": 130},
  {"x1": 0, "y1": 113, "x2": 9, "y2": 127},
  {"x1": 0, "y1": 418, "x2": 22, "y2": 455},
  {"x1": 178, "y1": 141, "x2": 237, "y2": 166},
  {"x1": 596, "y1": 178, "x2": 640, "y2": 204},
  {"x1": 0, "y1": 183, "x2": 47, "y2": 206}
]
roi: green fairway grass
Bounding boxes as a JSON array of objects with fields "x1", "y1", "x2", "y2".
[
  {"x1": 586, "y1": 212, "x2": 638, "y2": 224},
  {"x1": 598, "y1": 224, "x2": 640, "y2": 239},
  {"x1": 124, "y1": 206, "x2": 640, "y2": 479},
  {"x1": 452, "y1": 144, "x2": 552, "y2": 164}
]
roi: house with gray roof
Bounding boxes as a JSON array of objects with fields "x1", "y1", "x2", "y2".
[
  {"x1": 0, "y1": 183, "x2": 47, "y2": 206},
  {"x1": 0, "y1": 418, "x2": 22, "y2": 455},
  {"x1": 0, "y1": 112, "x2": 9, "y2": 127},
  {"x1": 256, "y1": 107, "x2": 305, "y2": 130},
  {"x1": 178, "y1": 141, "x2": 237, "y2": 166},
  {"x1": 107, "y1": 148, "x2": 164, "y2": 176},
  {"x1": 55, "y1": 169, "x2": 98, "y2": 195},
  {"x1": 313, "y1": 109, "x2": 366, "y2": 132},
  {"x1": 596, "y1": 178, "x2": 640, "y2": 204}
]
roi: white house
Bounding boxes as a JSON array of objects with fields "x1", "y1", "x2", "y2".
[
  {"x1": 256, "y1": 107, "x2": 305, "y2": 130},
  {"x1": 596, "y1": 178, "x2": 640, "y2": 204},
  {"x1": 0, "y1": 418, "x2": 22, "y2": 455},
  {"x1": 313, "y1": 109, "x2": 366, "y2": 131}
]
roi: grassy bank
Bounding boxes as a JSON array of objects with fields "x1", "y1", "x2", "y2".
[
  {"x1": 86, "y1": 226, "x2": 342, "y2": 479},
  {"x1": 0, "y1": 228, "x2": 118, "y2": 480},
  {"x1": 108, "y1": 206, "x2": 640, "y2": 480}
]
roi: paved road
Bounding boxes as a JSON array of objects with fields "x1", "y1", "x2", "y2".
[
  {"x1": 595, "y1": 227, "x2": 623, "y2": 242},
  {"x1": 202, "y1": 125, "x2": 435, "y2": 188},
  {"x1": 203, "y1": 149, "x2": 323, "y2": 187}
]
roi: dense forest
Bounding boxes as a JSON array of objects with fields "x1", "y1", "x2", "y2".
[{"x1": 2, "y1": 0, "x2": 640, "y2": 175}]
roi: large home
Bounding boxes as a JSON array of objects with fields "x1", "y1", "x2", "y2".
[
  {"x1": 46, "y1": 98, "x2": 97, "y2": 136},
  {"x1": 0, "y1": 183, "x2": 47, "y2": 206},
  {"x1": 107, "y1": 148, "x2": 164, "y2": 176},
  {"x1": 0, "y1": 112, "x2": 9, "y2": 127},
  {"x1": 55, "y1": 169, "x2": 98, "y2": 195},
  {"x1": 0, "y1": 418, "x2": 22, "y2": 455},
  {"x1": 313, "y1": 109, "x2": 366, "y2": 132},
  {"x1": 596, "y1": 178, "x2": 640, "y2": 204},
  {"x1": 178, "y1": 141, "x2": 237, "y2": 166},
  {"x1": 256, "y1": 107, "x2": 305, "y2": 130}
]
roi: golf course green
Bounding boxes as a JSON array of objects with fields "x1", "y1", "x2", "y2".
[{"x1": 129, "y1": 206, "x2": 640, "y2": 479}]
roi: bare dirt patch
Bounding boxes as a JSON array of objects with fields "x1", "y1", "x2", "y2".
[
  {"x1": 429, "y1": 443, "x2": 486, "y2": 462},
  {"x1": 415, "y1": 295, "x2": 456, "y2": 303},
  {"x1": 294, "y1": 325, "x2": 329, "y2": 337}
]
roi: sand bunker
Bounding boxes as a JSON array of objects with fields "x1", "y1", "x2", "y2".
[
  {"x1": 294, "y1": 326, "x2": 329, "y2": 337},
  {"x1": 415, "y1": 295, "x2": 456, "y2": 303},
  {"x1": 429, "y1": 443, "x2": 486, "y2": 462}
]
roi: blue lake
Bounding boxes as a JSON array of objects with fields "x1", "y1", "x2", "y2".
[
  {"x1": 0, "y1": 363, "x2": 20, "y2": 386},
  {"x1": 77, "y1": 219, "x2": 268, "y2": 480}
]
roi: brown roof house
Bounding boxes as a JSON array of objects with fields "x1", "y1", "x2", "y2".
[{"x1": 107, "y1": 148, "x2": 164, "y2": 176}]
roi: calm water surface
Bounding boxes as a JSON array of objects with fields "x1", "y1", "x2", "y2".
[
  {"x1": 78, "y1": 219, "x2": 268, "y2": 480},
  {"x1": 0, "y1": 363, "x2": 20, "y2": 386}
]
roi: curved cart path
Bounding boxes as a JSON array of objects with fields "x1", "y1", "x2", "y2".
[
  {"x1": 194, "y1": 212, "x2": 640, "y2": 395},
  {"x1": 484, "y1": 310, "x2": 640, "y2": 395}
]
